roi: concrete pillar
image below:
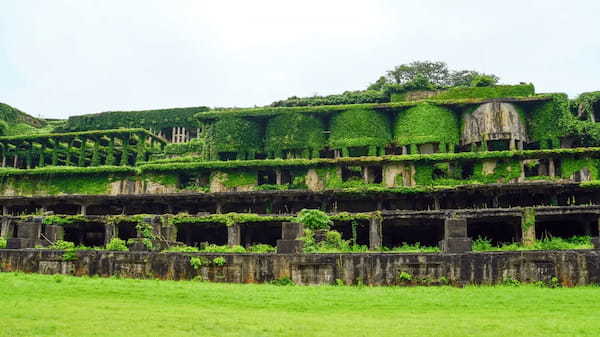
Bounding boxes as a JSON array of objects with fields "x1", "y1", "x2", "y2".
[
  {"x1": 402, "y1": 146, "x2": 408, "y2": 155},
  {"x1": 594, "y1": 218, "x2": 600, "y2": 250},
  {"x1": 440, "y1": 217, "x2": 472, "y2": 253},
  {"x1": 227, "y1": 223, "x2": 241, "y2": 246},
  {"x1": 277, "y1": 222, "x2": 304, "y2": 253},
  {"x1": 521, "y1": 210, "x2": 536, "y2": 246},
  {"x1": 43, "y1": 225, "x2": 64, "y2": 245},
  {"x1": 79, "y1": 204, "x2": 87, "y2": 216},
  {"x1": 509, "y1": 138, "x2": 516, "y2": 150},
  {"x1": 1, "y1": 218, "x2": 13, "y2": 238},
  {"x1": 2, "y1": 206, "x2": 8, "y2": 216},
  {"x1": 7, "y1": 218, "x2": 42, "y2": 248},
  {"x1": 275, "y1": 169, "x2": 282, "y2": 185},
  {"x1": 548, "y1": 159, "x2": 556, "y2": 177},
  {"x1": 104, "y1": 223, "x2": 117, "y2": 245},
  {"x1": 369, "y1": 216, "x2": 382, "y2": 250}
]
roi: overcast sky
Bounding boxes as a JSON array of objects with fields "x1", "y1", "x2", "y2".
[{"x1": 1, "y1": 0, "x2": 599, "y2": 119}]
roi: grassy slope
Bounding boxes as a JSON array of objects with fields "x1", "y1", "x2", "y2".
[{"x1": 1, "y1": 273, "x2": 599, "y2": 337}]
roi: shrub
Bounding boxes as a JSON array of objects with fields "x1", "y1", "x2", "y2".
[
  {"x1": 270, "y1": 277, "x2": 295, "y2": 286},
  {"x1": 247, "y1": 244, "x2": 276, "y2": 253},
  {"x1": 398, "y1": 271, "x2": 413, "y2": 282},
  {"x1": 472, "y1": 237, "x2": 494, "y2": 251},
  {"x1": 212, "y1": 257, "x2": 226, "y2": 266},
  {"x1": 502, "y1": 277, "x2": 521, "y2": 287},
  {"x1": 0, "y1": 237, "x2": 6, "y2": 249},
  {"x1": 105, "y1": 238, "x2": 128, "y2": 251},
  {"x1": 189, "y1": 257, "x2": 207, "y2": 270},
  {"x1": 295, "y1": 209, "x2": 332, "y2": 231},
  {"x1": 49, "y1": 240, "x2": 75, "y2": 250}
]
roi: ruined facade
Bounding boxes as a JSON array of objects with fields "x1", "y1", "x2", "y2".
[{"x1": 2, "y1": 85, "x2": 600, "y2": 285}]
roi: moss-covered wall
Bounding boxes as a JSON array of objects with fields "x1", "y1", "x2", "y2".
[{"x1": 394, "y1": 104, "x2": 459, "y2": 151}]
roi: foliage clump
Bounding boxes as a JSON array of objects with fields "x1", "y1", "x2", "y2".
[
  {"x1": 329, "y1": 108, "x2": 391, "y2": 150},
  {"x1": 0, "y1": 237, "x2": 6, "y2": 249},
  {"x1": 394, "y1": 103, "x2": 459, "y2": 149},
  {"x1": 265, "y1": 113, "x2": 325, "y2": 157},
  {"x1": 106, "y1": 238, "x2": 129, "y2": 251},
  {"x1": 295, "y1": 209, "x2": 332, "y2": 231},
  {"x1": 211, "y1": 116, "x2": 263, "y2": 159}
]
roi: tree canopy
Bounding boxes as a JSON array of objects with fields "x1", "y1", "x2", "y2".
[{"x1": 368, "y1": 61, "x2": 499, "y2": 90}]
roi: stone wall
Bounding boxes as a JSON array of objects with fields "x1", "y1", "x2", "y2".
[{"x1": 1, "y1": 249, "x2": 599, "y2": 286}]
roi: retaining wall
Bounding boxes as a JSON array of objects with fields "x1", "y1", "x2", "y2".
[{"x1": 1, "y1": 249, "x2": 600, "y2": 286}]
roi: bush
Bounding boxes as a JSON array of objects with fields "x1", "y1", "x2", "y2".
[
  {"x1": 271, "y1": 277, "x2": 295, "y2": 286},
  {"x1": 270, "y1": 90, "x2": 387, "y2": 107},
  {"x1": 212, "y1": 257, "x2": 226, "y2": 266},
  {"x1": 49, "y1": 240, "x2": 75, "y2": 250},
  {"x1": 295, "y1": 209, "x2": 332, "y2": 231},
  {"x1": 106, "y1": 238, "x2": 129, "y2": 251},
  {"x1": 0, "y1": 237, "x2": 6, "y2": 249},
  {"x1": 247, "y1": 244, "x2": 276, "y2": 253},
  {"x1": 472, "y1": 237, "x2": 494, "y2": 251}
]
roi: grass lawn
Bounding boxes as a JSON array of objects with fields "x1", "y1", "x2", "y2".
[{"x1": 1, "y1": 273, "x2": 599, "y2": 337}]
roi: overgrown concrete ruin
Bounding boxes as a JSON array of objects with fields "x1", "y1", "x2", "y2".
[{"x1": 2, "y1": 85, "x2": 600, "y2": 285}]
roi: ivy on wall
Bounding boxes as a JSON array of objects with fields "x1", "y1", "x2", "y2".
[
  {"x1": 62, "y1": 106, "x2": 208, "y2": 132},
  {"x1": 210, "y1": 116, "x2": 263, "y2": 160},
  {"x1": 528, "y1": 93, "x2": 571, "y2": 148},
  {"x1": 394, "y1": 104, "x2": 459, "y2": 150},
  {"x1": 265, "y1": 113, "x2": 326, "y2": 158},
  {"x1": 329, "y1": 108, "x2": 391, "y2": 151},
  {"x1": 433, "y1": 84, "x2": 535, "y2": 100}
]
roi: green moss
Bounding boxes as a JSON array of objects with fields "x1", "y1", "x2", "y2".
[
  {"x1": 144, "y1": 173, "x2": 178, "y2": 187},
  {"x1": 315, "y1": 167, "x2": 342, "y2": 189},
  {"x1": 394, "y1": 104, "x2": 459, "y2": 149},
  {"x1": 433, "y1": 84, "x2": 535, "y2": 100},
  {"x1": 1, "y1": 175, "x2": 117, "y2": 196},
  {"x1": 265, "y1": 113, "x2": 325, "y2": 157},
  {"x1": 329, "y1": 108, "x2": 391, "y2": 150}
]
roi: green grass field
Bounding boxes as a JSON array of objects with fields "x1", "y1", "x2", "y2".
[{"x1": 1, "y1": 273, "x2": 600, "y2": 337}]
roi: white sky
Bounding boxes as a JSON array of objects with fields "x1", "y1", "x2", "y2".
[{"x1": 1, "y1": 0, "x2": 599, "y2": 119}]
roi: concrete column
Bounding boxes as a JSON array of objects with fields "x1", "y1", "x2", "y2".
[
  {"x1": 275, "y1": 169, "x2": 282, "y2": 185},
  {"x1": 227, "y1": 223, "x2": 241, "y2": 246},
  {"x1": 594, "y1": 218, "x2": 600, "y2": 249},
  {"x1": 440, "y1": 217, "x2": 472, "y2": 253},
  {"x1": 1, "y1": 218, "x2": 13, "y2": 238},
  {"x1": 79, "y1": 204, "x2": 87, "y2": 216},
  {"x1": 2, "y1": 206, "x2": 8, "y2": 216},
  {"x1": 369, "y1": 216, "x2": 382, "y2": 250},
  {"x1": 104, "y1": 223, "x2": 117, "y2": 245},
  {"x1": 521, "y1": 210, "x2": 536, "y2": 246},
  {"x1": 277, "y1": 222, "x2": 304, "y2": 253},
  {"x1": 548, "y1": 159, "x2": 556, "y2": 177}
]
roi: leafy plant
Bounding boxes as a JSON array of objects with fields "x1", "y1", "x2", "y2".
[
  {"x1": 212, "y1": 257, "x2": 226, "y2": 266},
  {"x1": 0, "y1": 237, "x2": 6, "y2": 249},
  {"x1": 295, "y1": 209, "x2": 332, "y2": 231},
  {"x1": 398, "y1": 271, "x2": 413, "y2": 283},
  {"x1": 189, "y1": 257, "x2": 207, "y2": 270},
  {"x1": 270, "y1": 277, "x2": 295, "y2": 286},
  {"x1": 502, "y1": 277, "x2": 521, "y2": 287},
  {"x1": 49, "y1": 240, "x2": 76, "y2": 250},
  {"x1": 105, "y1": 238, "x2": 128, "y2": 251}
]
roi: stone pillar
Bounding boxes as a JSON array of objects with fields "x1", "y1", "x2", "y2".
[
  {"x1": 521, "y1": 209, "x2": 536, "y2": 246},
  {"x1": 43, "y1": 225, "x2": 64, "y2": 245},
  {"x1": 369, "y1": 216, "x2": 382, "y2": 250},
  {"x1": 275, "y1": 169, "x2": 282, "y2": 185},
  {"x1": 593, "y1": 217, "x2": 600, "y2": 250},
  {"x1": 440, "y1": 217, "x2": 472, "y2": 253},
  {"x1": 104, "y1": 222, "x2": 117, "y2": 245},
  {"x1": 277, "y1": 222, "x2": 304, "y2": 254},
  {"x1": 79, "y1": 204, "x2": 87, "y2": 216},
  {"x1": 7, "y1": 218, "x2": 42, "y2": 249},
  {"x1": 1, "y1": 217, "x2": 13, "y2": 238},
  {"x1": 548, "y1": 159, "x2": 556, "y2": 177},
  {"x1": 227, "y1": 223, "x2": 241, "y2": 246},
  {"x1": 2, "y1": 206, "x2": 8, "y2": 216}
]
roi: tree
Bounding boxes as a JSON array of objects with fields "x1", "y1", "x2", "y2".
[
  {"x1": 0, "y1": 120, "x2": 8, "y2": 136},
  {"x1": 370, "y1": 61, "x2": 499, "y2": 90}
]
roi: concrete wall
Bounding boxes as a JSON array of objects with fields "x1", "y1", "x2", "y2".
[{"x1": 1, "y1": 249, "x2": 599, "y2": 286}]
